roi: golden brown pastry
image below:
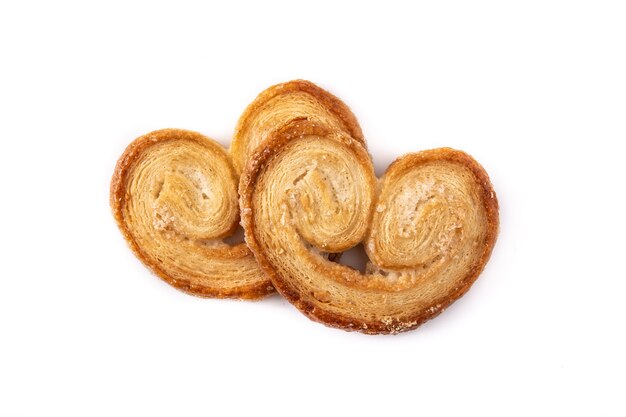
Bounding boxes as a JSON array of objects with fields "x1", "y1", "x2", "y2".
[
  {"x1": 239, "y1": 92, "x2": 499, "y2": 333},
  {"x1": 231, "y1": 79, "x2": 365, "y2": 175},
  {"x1": 110, "y1": 128, "x2": 271, "y2": 299}
]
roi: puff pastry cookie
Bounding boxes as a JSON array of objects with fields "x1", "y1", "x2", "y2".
[{"x1": 239, "y1": 83, "x2": 499, "y2": 333}]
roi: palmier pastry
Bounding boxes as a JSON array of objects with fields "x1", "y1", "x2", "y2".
[
  {"x1": 110, "y1": 128, "x2": 271, "y2": 299},
  {"x1": 239, "y1": 84, "x2": 498, "y2": 333}
]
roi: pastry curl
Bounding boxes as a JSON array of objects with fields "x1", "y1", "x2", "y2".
[
  {"x1": 231, "y1": 79, "x2": 365, "y2": 175},
  {"x1": 240, "y1": 121, "x2": 499, "y2": 334},
  {"x1": 110, "y1": 128, "x2": 271, "y2": 299}
]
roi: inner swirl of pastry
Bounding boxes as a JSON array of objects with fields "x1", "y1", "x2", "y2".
[
  {"x1": 111, "y1": 129, "x2": 271, "y2": 299},
  {"x1": 240, "y1": 124, "x2": 499, "y2": 334},
  {"x1": 367, "y1": 157, "x2": 487, "y2": 276},
  {"x1": 144, "y1": 142, "x2": 237, "y2": 240}
]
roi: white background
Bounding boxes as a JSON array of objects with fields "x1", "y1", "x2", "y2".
[{"x1": 1, "y1": 1, "x2": 624, "y2": 416}]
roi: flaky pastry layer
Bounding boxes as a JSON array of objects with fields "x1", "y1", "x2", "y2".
[{"x1": 111, "y1": 129, "x2": 271, "y2": 299}]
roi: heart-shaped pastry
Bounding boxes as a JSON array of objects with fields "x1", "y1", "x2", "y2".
[{"x1": 239, "y1": 82, "x2": 499, "y2": 334}]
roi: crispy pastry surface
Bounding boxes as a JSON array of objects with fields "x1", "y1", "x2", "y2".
[
  {"x1": 239, "y1": 84, "x2": 499, "y2": 333},
  {"x1": 231, "y1": 79, "x2": 365, "y2": 175},
  {"x1": 110, "y1": 128, "x2": 272, "y2": 299}
]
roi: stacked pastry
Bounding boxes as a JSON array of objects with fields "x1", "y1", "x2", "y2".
[{"x1": 111, "y1": 80, "x2": 499, "y2": 334}]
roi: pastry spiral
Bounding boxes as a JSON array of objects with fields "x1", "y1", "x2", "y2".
[
  {"x1": 231, "y1": 79, "x2": 365, "y2": 174},
  {"x1": 110, "y1": 128, "x2": 271, "y2": 299},
  {"x1": 239, "y1": 88, "x2": 498, "y2": 333}
]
